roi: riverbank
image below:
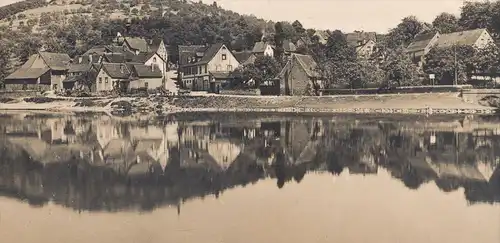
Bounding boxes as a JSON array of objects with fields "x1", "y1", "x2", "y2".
[{"x1": 0, "y1": 93, "x2": 497, "y2": 115}]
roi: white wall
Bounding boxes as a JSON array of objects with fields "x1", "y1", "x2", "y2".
[
  {"x1": 129, "y1": 77, "x2": 163, "y2": 90},
  {"x1": 207, "y1": 45, "x2": 240, "y2": 72}
]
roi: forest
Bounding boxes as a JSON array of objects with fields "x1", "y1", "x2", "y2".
[{"x1": 1, "y1": 0, "x2": 500, "y2": 89}]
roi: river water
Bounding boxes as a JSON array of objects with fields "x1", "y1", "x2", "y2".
[{"x1": 0, "y1": 111, "x2": 498, "y2": 243}]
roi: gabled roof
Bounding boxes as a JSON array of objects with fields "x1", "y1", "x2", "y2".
[
  {"x1": 5, "y1": 67, "x2": 50, "y2": 80},
  {"x1": 178, "y1": 45, "x2": 205, "y2": 66},
  {"x1": 276, "y1": 54, "x2": 320, "y2": 79},
  {"x1": 131, "y1": 52, "x2": 158, "y2": 63},
  {"x1": 102, "y1": 53, "x2": 127, "y2": 63},
  {"x1": 346, "y1": 31, "x2": 377, "y2": 43},
  {"x1": 406, "y1": 31, "x2": 439, "y2": 53},
  {"x1": 314, "y1": 30, "x2": 330, "y2": 40},
  {"x1": 82, "y1": 46, "x2": 107, "y2": 56},
  {"x1": 129, "y1": 64, "x2": 163, "y2": 78},
  {"x1": 124, "y1": 37, "x2": 150, "y2": 52},
  {"x1": 232, "y1": 51, "x2": 254, "y2": 64},
  {"x1": 100, "y1": 63, "x2": 131, "y2": 79},
  {"x1": 435, "y1": 28, "x2": 488, "y2": 48},
  {"x1": 252, "y1": 42, "x2": 269, "y2": 53},
  {"x1": 21, "y1": 55, "x2": 38, "y2": 68},
  {"x1": 68, "y1": 63, "x2": 91, "y2": 73},
  {"x1": 148, "y1": 38, "x2": 164, "y2": 52},
  {"x1": 198, "y1": 43, "x2": 225, "y2": 64},
  {"x1": 39, "y1": 52, "x2": 71, "y2": 71}
]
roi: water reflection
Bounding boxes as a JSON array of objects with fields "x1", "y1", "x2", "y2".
[{"x1": 0, "y1": 112, "x2": 499, "y2": 213}]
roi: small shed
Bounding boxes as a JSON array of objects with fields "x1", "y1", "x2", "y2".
[{"x1": 4, "y1": 68, "x2": 51, "y2": 91}]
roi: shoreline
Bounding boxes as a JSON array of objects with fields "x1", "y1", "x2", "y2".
[{"x1": 0, "y1": 93, "x2": 497, "y2": 115}]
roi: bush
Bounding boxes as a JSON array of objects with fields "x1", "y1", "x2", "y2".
[
  {"x1": 0, "y1": 97, "x2": 15, "y2": 103},
  {"x1": 74, "y1": 99, "x2": 96, "y2": 107},
  {"x1": 110, "y1": 100, "x2": 132, "y2": 111}
]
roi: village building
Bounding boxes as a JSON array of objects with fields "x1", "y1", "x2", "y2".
[
  {"x1": 282, "y1": 40, "x2": 298, "y2": 55},
  {"x1": 63, "y1": 61, "x2": 96, "y2": 91},
  {"x1": 346, "y1": 31, "x2": 377, "y2": 58},
  {"x1": 267, "y1": 53, "x2": 322, "y2": 96},
  {"x1": 252, "y1": 42, "x2": 274, "y2": 57},
  {"x1": 179, "y1": 43, "x2": 240, "y2": 92},
  {"x1": 4, "y1": 52, "x2": 71, "y2": 91},
  {"x1": 313, "y1": 30, "x2": 329, "y2": 45},
  {"x1": 232, "y1": 51, "x2": 256, "y2": 65},
  {"x1": 128, "y1": 64, "x2": 164, "y2": 91},
  {"x1": 95, "y1": 63, "x2": 131, "y2": 93},
  {"x1": 405, "y1": 31, "x2": 441, "y2": 68},
  {"x1": 130, "y1": 52, "x2": 167, "y2": 77},
  {"x1": 435, "y1": 28, "x2": 494, "y2": 49}
]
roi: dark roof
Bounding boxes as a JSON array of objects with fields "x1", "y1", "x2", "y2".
[
  {"x1": 68, "y1": 63, "x2": 91, "y2": 73},
  {"x1": 79, "y1": 54, "x2": 101, "y2": 64},
  {"x1": 39, "y1": 52, "x2": 71, "y2": 71},
  {"x1": 252, "y1": 42, "x2": 269, "y2": 53},
  {"x1": 178, "y1": 45, "x2": 205, "y2": 66},
  {"x1": 198, "y1": 43, "x2": 225, "y2": 64},
  {"x1": 131, "y1": 52, "x2": 157, "y2": 63},
  {"x1": 21, "y1": 55, "x2": 37, "y2": 68},
  {"x1": 346, "y1": 32, "x2": 377, "y2": 46},
  {"x1": 130, "y1": 64, "x2": 163, "y2": 78},
  {"x1": 82, "y1": 46, "x2": 107, "y2": 56},
  {"x1": 101, "y1": 63, "x2": 131, "y2": 79},
  {"x1": 102, "y1": 53, "x2": 126, "y2": 63},
  {"x1": 148, "y1": 38, "x2": 164, "y2": 52},
  {"x1": 294, "y1": 54, "x2": 320, "y2": 78},
  {"x1": 436, "y1": 28, "x2": 488, "y2": 48},
  {"x1": 124, "y1": 37, "x2": 149, "y2": 52},
  {"x1": 5, "y1": 67, "x2": 50, "y2": 80},
  {"x1": 406, "y1": 31, "x2": 439, "y2": 53},
  {"x1": 232, "y1": 51, "x2": 254, "y2": 63}
]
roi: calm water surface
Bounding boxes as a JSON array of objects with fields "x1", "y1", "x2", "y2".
[{"x1": 0, "y1": 112, "x2": 498, "y2": 243}]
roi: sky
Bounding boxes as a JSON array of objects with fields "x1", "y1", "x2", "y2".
[{"x1": 0, "y1": 0, "x2": 472, "y2": 33}]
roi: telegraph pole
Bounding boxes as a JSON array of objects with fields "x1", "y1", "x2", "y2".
[{"x1": 454, "y1": 43, "x2": 458, "y2": 86}]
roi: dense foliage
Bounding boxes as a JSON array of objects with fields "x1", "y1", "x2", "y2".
[{"x1": 1, "y1": 0, "x2": 500, "y2": 88}]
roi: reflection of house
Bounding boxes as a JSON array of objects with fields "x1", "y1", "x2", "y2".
[
  {"x1": 207, "y1": 139, "x2": 242, "y2": 170},
  {"x1": 275, "y1": 54, "x2": 322, "y2": 96},
  {"x1": 5, "y1": 52, "x2": 71, "y2": 91}
]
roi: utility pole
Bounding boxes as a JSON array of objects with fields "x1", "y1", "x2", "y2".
[{"x1": 454, "y1": 43, "x2": 458, "y2": 86}]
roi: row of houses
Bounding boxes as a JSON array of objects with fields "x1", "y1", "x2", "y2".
[{"x1": 4, "y1": 35, "x2": 172, "y2": 93}]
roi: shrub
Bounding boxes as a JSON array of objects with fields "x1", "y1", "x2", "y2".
[
  {"x1": 23, "y1": 97, "x2": 64, "y2": 103},
  {"x1": 0, "y1": 97, "x2": 15, "y2": 103}
]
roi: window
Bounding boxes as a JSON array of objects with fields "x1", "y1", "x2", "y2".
[
  {"x1": 204, "y1": 65, "x2": 207, "y2": 73},
  {"x1": 227, "y1": 65, "x2": 233, "y2": 70},
  {"x1": 153, "y1": 57, "x2": 157, "y2": 63},
  {"x1": 222, "y1": 54, "x2": 227, "y2": 60},
  {"x1": 99, "y1": 77, "x2": 102, "y2": 83},
  {"x1": 145, "y1": 82, "x2": 149, "y2": 88},
  {"x1": 105, "y1": 77, "x2": 109, "y2": 83}
]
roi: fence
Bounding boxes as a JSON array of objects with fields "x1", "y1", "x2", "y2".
[{"x1": 322, "y1": 85, "x2": 473, "y2": 95}]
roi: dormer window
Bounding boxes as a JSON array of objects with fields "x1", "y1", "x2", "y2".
[{"x1": 222, "y1": 54, "x2": 227, "y2": 60}]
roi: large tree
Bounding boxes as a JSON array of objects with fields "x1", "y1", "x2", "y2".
[
  {"x1": 231, "y1": 55, "x2": 281, "y2": 87},
  {"x1": 381, "y1": 48, "x2": 422, "y2": 86},
  {"x1": 386, "y1": 16, "x2": 424, "y2": 49},
  {"x1": 432, "y1": 12, "x2": 460, "y2": 34},
  {"x1": 423, "y1": 45, "x2": 476, "y2": 85}
]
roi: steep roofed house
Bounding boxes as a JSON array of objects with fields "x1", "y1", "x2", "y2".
[
  {"x1": 274, "y1": 54, "x2": 322, "y2": 96},
  {"x1": 4, "y1": 52, "x2": 71, "y2": 91},
  {"x1": 232, "y1": 51, "x2": 257, "y2": 65},
  {"x1": 95, "y1": 63, "x2": 131, "y2": 93},
  {"x1": 405, "y1": 31, "x2": 440, "y2": 69},
  {"x1": 130, "y1": 51, "x2": 167, "y2": 77},
  {"x1": 435, "y1": 28, "x2": 495, "y2": 49},
  {"x1": 346, "y1": 31, "x2": 377, "y2": 58},
  {"x1": 122, "y1": 37, "x2": 150, "y2": 54},
  {"x1": 148, "y1": 38, "x2": 169, "y2": 65},
  {"x1": 252, "y1": 42, "x2": 274, "y2": 57},
  {"x1": 128, "y1": 64, "x2": 163, "y2": 91},
  {"x1": 180, "y1": 43, "x2": 240, "y2": 92}
]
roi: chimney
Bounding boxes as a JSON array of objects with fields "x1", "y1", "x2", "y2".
[
  {"x1": 78, "y1": 57, "x2": 83, "y2": 64},
  {"x1": 89, "y1": 55, "x2": 93, "y2": 63}
]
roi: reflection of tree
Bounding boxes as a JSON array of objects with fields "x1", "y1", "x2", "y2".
[{"x1": 0, "y1": 114, "x2": 500, "y2": 213}]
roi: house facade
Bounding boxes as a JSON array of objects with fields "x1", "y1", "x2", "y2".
[
  {"x1": 313, "y1": 30, "x2": 329, "y2": 44},
  {"x1": 180, "y1": 43, "x2": 240, "y2": 92},
  {"x1": 95, "y1": 63, "x2": 131, "y2": 92},
  {"x1": 252, "y1": 42, "x2": 274, "y2": 57},
  {"x1": 128, "y1": 64, "x2": 164, "y2": 91},
  {"x1": 405, "y1": 31, "x2": 441, "y2": 69},
  {"x1": 346, "y1": 31, "x2": 377, "y2": 58},
  {"x1": 4, "y1": 52, "x2": 70, "y2": 91},
  {"x1": 275, "y1": 54, "x2": 322, "y2": 96}
]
